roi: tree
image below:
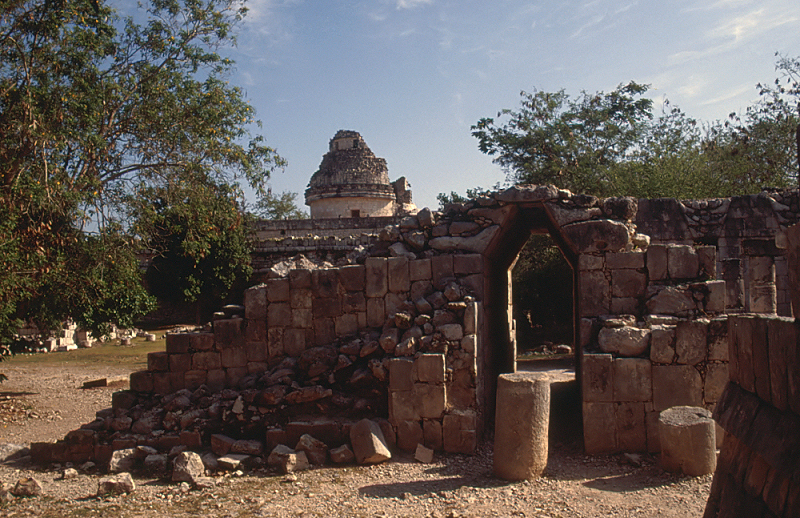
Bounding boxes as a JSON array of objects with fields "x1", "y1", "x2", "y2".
[
  {"x1": 131, "y1": 180, "x2": 253, "y2": 322},
  {"x1": 253, "y1": 190, "x2": 308, "y2": 220},
  {"x1": 0, "y1": 0, "x2": 284, "y2": 342}
]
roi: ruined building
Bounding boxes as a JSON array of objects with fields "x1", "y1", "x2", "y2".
[{"x1": 304, "y1": 130, "x2": 415, "y2": 219}]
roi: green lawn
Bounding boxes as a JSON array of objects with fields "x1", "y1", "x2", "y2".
[{"x1": 7, "y1": 336, "x2": 166, "y2": 371}]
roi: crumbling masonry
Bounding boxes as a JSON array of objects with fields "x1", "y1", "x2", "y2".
[{"x1": 30, "y1": 186, "x2": 800, "y2": 501}]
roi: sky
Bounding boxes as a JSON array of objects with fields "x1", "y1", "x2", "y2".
[{"x1": 148, "y1": 0, "x2": 800, "y2": 212}]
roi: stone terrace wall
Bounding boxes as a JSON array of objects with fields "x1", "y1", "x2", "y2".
[{"x1": 703, "y1": 315, "x2": 800, "y2": 518}]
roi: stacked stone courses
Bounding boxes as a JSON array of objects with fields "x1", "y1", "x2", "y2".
[{"x1": 30, "y1": 184, "x2": 800, "y2": 469}]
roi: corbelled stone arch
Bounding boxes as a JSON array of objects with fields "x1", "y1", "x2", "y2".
[{"x1": 479, "y1": 201, "x2": 580, "y2": 425}]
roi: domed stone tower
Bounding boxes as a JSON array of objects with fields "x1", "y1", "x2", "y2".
[{"x1": 305, "y1": 130, "x2": 414, "y2": 219}]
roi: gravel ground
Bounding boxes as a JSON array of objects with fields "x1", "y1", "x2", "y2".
[{"x1": 0, "y1": 361, "x2": 712, "y2": 517}]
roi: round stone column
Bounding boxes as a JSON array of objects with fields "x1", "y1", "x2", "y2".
[
  {"x1": 493, "y1": 372, "x2": 550, "y2": 480},
  {"x1": 658, "y1": 406, "x2": 717, "y2": 476}
]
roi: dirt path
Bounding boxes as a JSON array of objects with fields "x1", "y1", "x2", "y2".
[{"x1": 0, "y1": 359, "x2": 711, "y2": 517}]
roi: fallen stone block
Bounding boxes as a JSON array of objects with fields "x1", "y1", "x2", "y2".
[
  {"x1": 350, "y1": 419, "x2": 391, "y2": 465},
  {"x1": 172, "y1": 451, "x2": 205, "y2": 483},
  {"x1": 97, "y1": 472, "x2": 135, "y2": 495}
]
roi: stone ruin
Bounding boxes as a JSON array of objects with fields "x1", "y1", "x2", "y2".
[{"x1": 27, "y1": 185, "x2": 800, "y2": 510}]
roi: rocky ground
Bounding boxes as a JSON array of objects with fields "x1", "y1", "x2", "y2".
[{"x1": 0, "y1": 358, "x2": 712, "y2": 517}]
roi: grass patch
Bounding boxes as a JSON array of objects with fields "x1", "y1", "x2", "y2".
[{"x1": 8, "y1": 337, "x2": 165, "y2": 371}]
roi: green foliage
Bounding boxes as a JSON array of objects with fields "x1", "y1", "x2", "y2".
[
  {"x1": 436, "y1": 186, "x2": 494, "y2": 211},
  {"x1": 0, "y1": 0, "x2": 284, "y2": 343},
  {"x1": 253, "y1": 190, "x2": 309, "y2": 220},
  {"x1": 132, "y1": 181, "x2": 253, "y2": 314}
]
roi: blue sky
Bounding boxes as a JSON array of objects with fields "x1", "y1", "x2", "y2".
[{"x1": 155, "y1": 0, "x2": 800, "y2": 211}]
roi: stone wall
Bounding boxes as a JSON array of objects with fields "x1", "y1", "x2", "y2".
[{"x1": 703, "y1": 315, "x2": 800, "y2": 517}]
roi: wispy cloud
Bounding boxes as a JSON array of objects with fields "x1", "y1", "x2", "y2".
[
  {"x1": 396, "y1": 0, "x2": 433, "y2": 9},
  {"x1": 570, "y1": 14, "x2": 605, "y2": 39}
]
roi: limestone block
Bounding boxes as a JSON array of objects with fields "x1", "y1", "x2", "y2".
[
  {"x1": 389, "y1": 358, "x2": 414, "y2": 391},
  {"x1": 366, "y1": 297, "x2": 385, "y2": 327},
  {"x1": 214, "y1": 318, "x2": 244, "y2": 349},
  {"x1": 598, "y1": 326, "x2": 650, "y2": 357},
  {"x1": 152, "y1": 372, "x2": 172, "y2": 395},
  {"x1": 312, "y1": 269, "x2": 340, "y2": 299},
  {"x1": 767, "y1": 317, "x2": 795, "y2": 412},
  {"x1": 429, "y1": 226, "x2": 499, "y2": 254},
  {"x1": 646, "y1": 286, "x2": 695, "y2": 316},
  {"x1": 312, "y1": 297, "x2": 341, "y2": 320},
  {"x1": 615, "y1": 401, "x2": 646, "y2": 452},
  {"x1": 751, "y1": 284, "x2": 777, "y2": 314},
  {"x1": 606, "y1": 251, "x2": 645, "y2": 270},
  {"x1": 646, "y1": 245, "x2": 668, "y2": 281},
  {"x1": 431, "y1": 255, "x2": 455, "y2": 285},
  {"x1": 220, "y1": 347, "x2": 247, "y2": 368},
  {"x1": 423, "y1": 419, "x2": 443, "y2": 450},
  {"x1": 267, "y1": 303, "x2": 292, "y2": 328},
  {"x1": 388, "y1": 256, "x2": 410, "y2": 293},
  {"x1": 147, "y1": 352, "x2": 169, "y2": 372},
  {"x1": 365, "y1": 257, "x2": 388, "y2": 298},
  {"x1": 226, "y1": 367, "x2": 248, "y2": 387},
  {"x1": 612, "y1": 269, "x2": 646, "y2": 298},
  {"x1": 290, "y1": 288, "x2": 312, "y2": 310},
  {"x1": 453, "y1": 253, "x2": 483, "y2": 274},
  {"x1": 668, "y1": 245, "x2": 700, "y2": 280},
  {"x1": 292, "y1": 308, "x2": 313, "y2": 329},
  {"x1": 705, "y1": 280, "x2": 727, "y2": 313},
  {"x1": 578, "y1": 254, "x2": 604, "y2": 271},
  {"x1": 169, "y1": 353, "x2": 192, "y2": 373},
  {"x1": 268, "y1": 327, "x2": 285, "y2": 357},
  {"x1": 658, "y1": 406, "x2": 716, "y2": 476},
  {"x1": 184, "y1": 370, "x2": 207, "y2": 390},
  {"x1": 349, "y1": 419, "x2": 391, "y2": 464},
  {"x1": 313, "y1": 317, "x2": 335, "y2": 347},
  {"x1": 172, "y1": 451, "x2": 205, "y2": 483},
  {"x1": 612, "y1": 358, "x2": 652, "y2": 402},
  {"x1": 494, "y1": 373, "x2": 550, "y2": 480},
  {"x1": 611, "y1": 297, "x2": 638, "y2": 315},
  {"x1": 414, "y1": 354, "x2": 445, "y2": 383},
  {"x1": 334, "y1": 313, "x2": 358, "y2": 337},
  {"x1": 704, "y1": 363, "x2": 728, "y2": 403},
  {"x1": 338, "y1": 264, "x2": 365, "y2": 291},
  {"x1": 675, "y1": 320, "x2": 708, "y2": 365},
  {"x1": 697, "y1": 246, "x2": 716, "y2": 279},
  {"x1": 415, "y1": 384, "x2": 446, "y2": 419},
  {"x1": 390, "y1": 390, "x2": 418, "y2": 423},
  {"x1": 342, "y1": 292, "x2": 366, "y2": 313},
  {"x1": 380, "y1": 328, "x2": 400, "y2": 353},
  {"x1": 384, "y1": 292, "x2": 405, "y2": 319},
  {"x1": 707, "y1": 318, "x2": 728, "y2": 361},
  {"x1": 442, "y1": 410, "x2": 477, "y2": 454},
  {"x1": 266, "y1": 278, "x2": 290, "y2": 302},
  {"x1": 652, "y1": 365, "x2": 703, "y2": 411},
  {"x1": 582, "y1": 354, "x2": 613, "y2": 402},
  {"x1": 97, "y1": 473, "x2": 135, "y2": 495},
  {"x1": 129, "y1": 371, "x2": 153, "y2": 393},
  {"x1": 438, "y1": 323, "x2": 463, "y2": 341},
  {"x1": 289, "y1": 268, "x2": 312, "y2": 289},
  {"x1": 583, "y1": 402, "x2": 616, "y2": 454},
  {"x1": 246, "y1": 319, "x2": 266, "y2": 343},
  {"x1": 396, "y1": 419, "x2": 424, "y2": 452},
  {"x1": 295, "y1": 434, "x2": 327, "y2": 465},
  {"x1": 496, "y1": 184, "x2": 558, "y2": 202},
  {"x1": 329, "y1": 444, "x2": 355, "y2": 464},
  {"x1": 409, "y1": 259, "x2": 432, "y2": 282},
  {"x1": 243, "y1": 285, "x2": 267, "y2": 320},
  {"x1": 650, "y1": 325, "x2": 676, "y2": 364},
  {"x1": 729, "y1": 316, "x2": 756, "y2": 392},
  {"x1": 464, "y1": 302, "x2": 478, "y2": 335},
  {"x1": 563, "y1": 219, "x2": 630, "y2": 254},
  {"x1": 461, "y1": 334, "x2": 477, "y2": 355},
  {"x1": 646, "y1": 410, "x2": 661, "y2": 453},
  {"x1": 192, "y1": 351, "x2": 221, "y2": 371},
  {"x1": 579, "y1": 270, "x2": 610, "y2": 317},
  {"x1": 580, "y1": 318, "x2": 594, "y2": 348}
]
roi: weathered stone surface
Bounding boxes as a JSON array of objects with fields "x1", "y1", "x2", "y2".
[
  {"x1": 598, "y1": 326, "x2": 650, "y2": 357},
  {"x1": 494, "y1": 373, "x2": 550, "y2": 480},
  {"x1": 349, "y1": 419, "x2": 391, "y2": 464},
  {"x1": 649, "y1": 325, "x2": 676, "y2": 364},
  {"x1": 442, "y1": 410, "x2": 477, "y2": 454},
  {"x1": 612, "y1": 269, "x2": 646, "y2": 298},
  {"x1": 97, "y1": 472, "x2": 135, "y2": 495},
  {"x1": 414, "y1": 443, "x2": 435, "y2": 463},
  {"x1": 172, "y1": 451, "x2": 205, "y2": 483},
  {"x1": 437, "y1": 323, "x2": 463, "y2": 341},
  {"x1": 496, "y1": 184, "x2": 558, "y2": 202},
  {"x1": 583, "y1": 402, "x2": 616, "y2": 454},
  {"x1": 704, "y1": 363, "x2": 728, "y2": 403},
  {"x1": 582, "y1": 354, "x2": 613, "y2": 402},
  {"x1": 646, "y1": 286, "x2": 695, "y2": 316},
  {"x1": 667, "y1": 245, "x2": 700, "y2": 279},
  {"x1": 396, "y1": 419, "x2": 424, "y2": 452},
  {"x1": 579, "y1": 270, "x2": 610, "y2": 317},
  {"x1": 414, "y1": 354, "x2": 445, "y2": 383},
  {"x1": 329, "y1": 444, "x2": 355, "y2": 464},
  {"x1": 388, "y1": 257, "x2": 410, "y2": 293},
  {"x1": 659, "y1": 406, "x2": 716, "y2": 476},
  {"x1": 675, "y1": 320, "x2": 707, "y2": 365},
  {"x1": 429, "y1": 225, "x2": 499, "y2": 253},
  {"x1": 109, "y1": 448, "x2": 137, "y2": 473},
  {"x1": 612, "y1": 358, "x2": 652, "y2": 402},
  {"x1": 295, "y1": 434, "x2": 327, "y2": 465},
  {"x1": 563, "y1": 219, "x2": 630, "y2": 253},
  {"x1": 647, "y1": 245, "x2": 668, "y2": 281},
  {"x1": 652, "y1": 365, "x2": 703, "y2": 411},
  {"x1": 11, "y1": 477, "x2": 43, "y2": 497},
  {"x1": 365, "y1": 257, "x2": 388, "y2": 298}
]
